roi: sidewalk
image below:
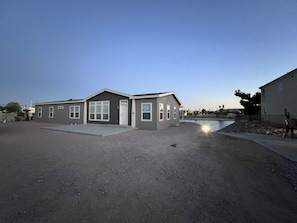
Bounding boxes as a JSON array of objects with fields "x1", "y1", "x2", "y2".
[
  {"x1": 216, "y1": 132, "x2": 297, "y2": 162},
  {"x1": 43, "y1": 124, "x2": 136, "y2": 136}
]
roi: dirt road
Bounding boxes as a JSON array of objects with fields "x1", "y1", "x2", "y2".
[{"x1": 0, "y1": 122, "x2": 296, "y2": 222}]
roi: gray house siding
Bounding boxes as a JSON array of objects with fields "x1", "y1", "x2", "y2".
[
  {"x1": 35, "y1": 102, "x2": 84, "y2": 124},
  {"x1": 34, "y1": 89, "x2": 181, "y2": 130},
  {"x1": 156, "y1": 95, "x2": 180, "y2": 129},
  {"x1": 135, "y1": 95, "x2": 180, "y2": 130},
  {"x1": 87, "y1": 91, "x2": 131, "y2": 125},
  {"x1": 260, "y1": 68, "x2": 297, "y2": 124},
  {"x1": 135, "y1": 98, "x2": 158, "y2": 130}
]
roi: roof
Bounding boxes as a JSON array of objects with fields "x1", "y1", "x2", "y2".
[
  {"x1": 259, "y1": 68, "x2": 297, "y2": 89},
  {"x1": 132, "y1": 92, "x2": 182, "y2": 105},
  {"x1": 35, "y1": 89, "x2": 182, "y2": 106},
  {"x1": 35, "y1": 99, "x2": 84, "y2": 105},
  {"x1": 133, "y1": 92, "x2": 170, "y2": 97},
  {"x1": 85, "y1": 88, "x2": 132, "y2": 101}
]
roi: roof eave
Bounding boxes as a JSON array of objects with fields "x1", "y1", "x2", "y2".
[
  {"x1": 132, "y1": 92, "x2": 182, "y2": 105},
  {"x1": 84, "y1": 88, "x2": 133, "y2": 101},
  {"x1": 259, "y1": 68, "x2": 297, "y2": 89},
  {"x1": 35, "y1": 100, "x2": 84, "y2": 106}
]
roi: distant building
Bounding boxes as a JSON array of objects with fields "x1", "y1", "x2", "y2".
[
  {"x1": 34, "y1": 88, "x2": 181, "y2": 130},
  {"x1": 0, "y1": 112, "x2": 17, "y2": 123},
  {"x1": 259, "y1": 68, "x2": 297, "y2": 124}
]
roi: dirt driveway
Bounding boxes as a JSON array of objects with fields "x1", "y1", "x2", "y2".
[{"x1": 0, "y1": 122, "x2": 296, "y2": 222}]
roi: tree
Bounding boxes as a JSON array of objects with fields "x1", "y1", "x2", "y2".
[
  {"x1": 5, "y1": 102, "x2": 22, "y2": 113},
  {"x1": 235, "y1": 90, "x2": 261, "y2": 118}
]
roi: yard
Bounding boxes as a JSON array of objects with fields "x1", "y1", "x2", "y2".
[{"x1": 0, "y1": 122, "x2": 296, "y2": 222}]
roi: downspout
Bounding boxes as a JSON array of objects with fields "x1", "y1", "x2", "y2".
[{"x1": 131, "y1": 99, "x2": 136, "y2": 128}]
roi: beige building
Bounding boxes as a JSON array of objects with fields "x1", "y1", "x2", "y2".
[{"x1": 259, "y1": 68, "x2": 297, "y2": 124}]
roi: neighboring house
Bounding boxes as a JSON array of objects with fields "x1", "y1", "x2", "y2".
[
  {"x1": 34, "y1": 88, "x2": 182, "y2": 130},
  {"x1": 0, "y1": 112, "x2": 17, "y2": 123},
  {"x1": 259, "y1": 68, "x2": 297, "y2": 124}
]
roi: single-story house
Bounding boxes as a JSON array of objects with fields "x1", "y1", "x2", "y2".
[
  {"x1": 34, "y1": 88, "x2": 182, "y2": 130},
  {"x1": 259, "y1": 68, "x2": 297, "y2": 124}
]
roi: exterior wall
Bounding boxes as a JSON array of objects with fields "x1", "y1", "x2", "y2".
[
  {"x1": 87, "y1": 91, "x2": 131, "y2": 125},
  {"x1": 156, "y1": 95, "x2": 180, "y2": 129},
  {"x1": 135, "y1": 95, "x2": 180, "y2": 130},
  {"x1": 135, "y1": 98, "x2": 158, "y2": 130},
  {"x1": 33, "y1": 90, "x2": 181, "y2": 130},
  {"x1": 261, "y1": 69, "x2": 297, "y2": 124},
  {"x1": 34, "y1": 102, "x2": 84, "y2": 124}
]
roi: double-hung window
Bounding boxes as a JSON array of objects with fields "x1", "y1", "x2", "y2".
[
  {"x1": 38, "y1": 107, "x2": 42, "y2": 118},
  {"x1": 167, "y1": 105, "x2": 170, "y2": 120},
  {"x1": 69, "y1": 106, "x2": 80, "y2": 119},
  {"x1": 49, "y1": 107, "x2": 54, "y2": 118},
  {"x1": 141, "y1": 103, "x2": 152, "y2": 121},
  {"x1": 159, "y1": 103, "x2": 164, "y2": 121},
  {"x1": 89, "y1": 101, "x2": 110, "y2": 121},
  {"x1": 173, "y1": 106, "x2": 177, "y2": 119}
]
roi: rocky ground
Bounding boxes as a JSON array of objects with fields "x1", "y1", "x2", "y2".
[
  {"x1": 217, "y1": 120, "x2": 294, "y2": 137},
  {"x1": 219, "y1": 120, "x2": 297, "y2": 191}
]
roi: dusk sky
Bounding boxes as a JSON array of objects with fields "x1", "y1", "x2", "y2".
[{"x1": 1, "y1": 0, "x2": 296, "y2": 111}]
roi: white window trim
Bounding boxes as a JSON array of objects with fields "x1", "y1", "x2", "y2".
[
  {"x1": 141, "y1": 102, "x2": 152, "y2": 122},
  {"x1": 89, "y1": 101, "x2": 110, "y2": 121},
  {"x1": 69, "y1": 105, "x2": 80, "y2": 119},
  {"x1": 38, "y1": 107, "x2": 42, "y2": 118},
  {"x1": 159, "y1": 103, "x2": 164, "y2": 121},
  {"x1": 49, "y1": 106, "x2": 54, "y2": 118},
  {"x1": 173, "y1": 106, "x2": 177, "y2": 119},
  {"x1": 167, "y1": 105, "x2": 170, "y2": 120}
]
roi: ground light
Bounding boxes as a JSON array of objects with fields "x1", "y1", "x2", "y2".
[{"x1": 201, "y1": 125, "x2": 211, "y2": 133}]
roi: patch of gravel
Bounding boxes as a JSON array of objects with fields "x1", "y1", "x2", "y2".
[
  {"x1": 219, "y1": 120, "x2": 297, "y2": 191},
  {"x1": 217, "y1": 120, "x2": 286, "y2": 137}
]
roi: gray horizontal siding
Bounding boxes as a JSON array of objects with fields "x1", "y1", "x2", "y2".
[
  {"x1": 157, "y1": 95, "x2": 180, "y2": 130},
  {"x1": 35, "y1": 103, "x2": 84, "y2": 124},
  {"x1": 87, "y1": 91, "x2": 131, "y2": 125},
  {"x1": 135, "y1": 98, "x2": 157, "y2": 130}
]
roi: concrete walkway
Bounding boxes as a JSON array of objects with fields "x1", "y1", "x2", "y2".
[
  {"x1": 43, "y1": 124, "x2": 136, "y2": 136},
  {"x1": 216, "y1": 132, "x2": 297, "y2": 162}
]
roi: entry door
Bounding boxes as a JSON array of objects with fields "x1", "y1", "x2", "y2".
[{"x1": 119, "y1": 100, "x2": 128, "y2": 125}]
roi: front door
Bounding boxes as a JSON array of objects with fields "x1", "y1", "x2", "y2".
[{"x1": 119, "y1": 100, "x2": 128, "y2": 125}]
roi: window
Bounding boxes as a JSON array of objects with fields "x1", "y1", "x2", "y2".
[
  {"x1": 167, "y1": 105, "x2": 170, "y2": 120},
  {"x1": 38, "y1": 107, "x2": 42, "y2": 118},
  {"x1": 89, "y1": 101, "x2": 109, "y2": 121},
  {"x1": 141, "y1": 103, "x2": 152, "y2": 121},
  {"x1": 69, "y1": 106, "x2": 80, "y2": 119},
  {"x1": 173, "y1": 106, "x2": 177, "y2": 119},
  {"x1": 49, "y1": 107, "x2": 54, "y2": 118},
  {"x1": 159, "y1": 103, "x2": 164, "y2": 121}
]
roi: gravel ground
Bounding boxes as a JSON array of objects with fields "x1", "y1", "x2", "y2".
[
  {"x1": 219, "y1": 120, "x2": 297, "y2": 191},
  {"x1": 0, "y1": 121, "x2": 297, "y2": 223},
  {"x1": 217, "y1": 120, "x2": 296, "y2": 137}
]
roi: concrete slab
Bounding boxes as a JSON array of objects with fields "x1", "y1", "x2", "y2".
[
  {"x1": 43, "y1": 124, "x2": 136, "y2": 136},
  {"x1": 216, "y1": 132, "x2": 297, "y2": 162}
]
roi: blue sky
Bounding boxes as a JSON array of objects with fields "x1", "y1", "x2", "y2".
[{"x1": 1, "y1": 0, "x2": 296, "y2": 110}]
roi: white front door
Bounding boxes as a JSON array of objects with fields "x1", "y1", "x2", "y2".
[{"x1": 119, "y1": 100, "x2": 128, "y2": 125}]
